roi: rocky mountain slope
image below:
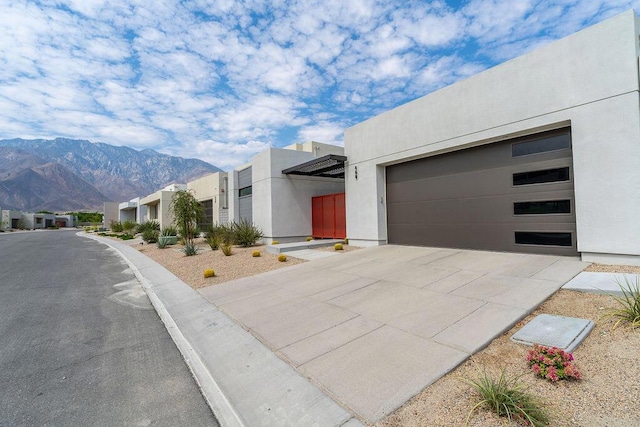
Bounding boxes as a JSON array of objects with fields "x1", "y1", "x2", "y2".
[{"x1": 0, "y1": 138, "x2": 221, "y2": 211}]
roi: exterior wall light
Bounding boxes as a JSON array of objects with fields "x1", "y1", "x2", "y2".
[{"x1": 355, "y1": 166, "x2": 358, "y2": 180}]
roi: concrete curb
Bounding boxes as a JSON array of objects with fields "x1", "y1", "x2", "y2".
[{"x1": 80, "y1": 232, "x2": 360, "y2": 427}]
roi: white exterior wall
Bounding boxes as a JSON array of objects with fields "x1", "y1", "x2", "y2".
[
  {"x1": 187, "y1": 172, "x2": 228, "y2": 224},
  {"x1": 252, "y1": 148, "x2": 345, "y2": 243},
  {"x1": 140, "y1": 191, "x2": 178, "y2": 230},
  {"x1": 345, "y1": 11, "x2": 640, "y2": 263}
]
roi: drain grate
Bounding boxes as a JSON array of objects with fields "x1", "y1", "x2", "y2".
[{"x1": 510, "y1": 314, "x2": 594, "y2": 353}]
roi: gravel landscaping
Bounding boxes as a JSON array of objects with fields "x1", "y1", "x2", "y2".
[
  {"x1": 124, "y1": 234, "x2": 639, "y2": 427},
  {"x1": 136, "y1": 238, "x2": 305, "y2": 288}
]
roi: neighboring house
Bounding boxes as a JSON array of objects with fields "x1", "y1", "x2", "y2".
[
  {"x1": 21, "y1": 212, "x2": 56, "y2": 229},
  {"x1": 140, "y1": 183, "x2": 186, "y2": 230},
  {"x1": 0, "y1": 211, "x2": 76, "y2": 229},
  {"x1": 187, "y1": 171, "x2": 229, "y2": 228},
  {"x1": 1, "y1": 209, "x2": 22, "y2": 229},
  {"x1": 118, "y1": 197, "x2": 147, "y2": 224},
  {"x1": 229, "y1": 141, "x2": 346, "y2": 243},
  {"x1": 344, "y1": 10, "x2": 640, "y2": 265},
  {"x1": 103, "y1": 202, "x2": 119, "y2": 229}
]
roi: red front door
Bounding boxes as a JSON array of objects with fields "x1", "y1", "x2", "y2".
[{"x1": 312, "y1": 193, "x2": 346, "y2": 239}]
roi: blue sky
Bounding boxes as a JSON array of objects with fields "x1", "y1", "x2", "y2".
[{"x1": 1, "y1": 1, "x2": 639, "y2": 169}]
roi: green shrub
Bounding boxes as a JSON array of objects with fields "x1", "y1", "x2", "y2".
[
  {"x1": 334, "y1": 243, "x2": 343, "y2": 250},
  {"x1": 204, "y1": 224, "x2": 234, "y2": 250},
  {"x1": 119, "y1": 233, "x2": 134, "y2": 240},
  {"x1": 162, "y1": 225, "x2": 178, "y2": 236},
  {"x1": 231, "y1": 219, "x2": 264, "y2": 247},
  {"x1": 141, "y1": 229, "x2": 159, "y2": 244},
  {"x1": 137, "y1": 220, "x2": 160, "y2": 234},
  {"x1": 182, "y1": 243, "x2": 199, "y2": 256},
  {"x1": 122, "y1": 220, "x2": 137, "y2": 234},
  {"x1": 157, "y1": 238, "x2": 169, "y2": 249},
  {"x1": 463, "y1": 370, "x2": 549, "y2": 427},
  {"x1": 110, "y1": 220, "x2": 123, "y2": 232},
  {"x1": 604, "y1": 275, "x2": 640, "y2": 328},
  {"x1": 203, "y1": 269, "x2": 215, "y2": 278},
  {"x1": 278, "y1": 254, "x2": 287, "y2": 262}
]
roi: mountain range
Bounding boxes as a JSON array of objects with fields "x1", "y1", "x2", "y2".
[{"x1": 0, "y1": 138, "x2": 221, "y2": 211}]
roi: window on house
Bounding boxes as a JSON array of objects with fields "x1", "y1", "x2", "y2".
[
  {"x1": 515, "y1": 232, "x2": 572, "y2": 246},
  {"x1": 512, "y1": 133, "x2": 571, "y2": 157},
  {"x1": 514, "y1": 200, "x2": 571, "y2": 215},
  {"x1": 239, "y1": 186, "x2": 252, "y2": 197},
  {"x1": 513, "y1": 167, "x2": 570, "y2": 186}
]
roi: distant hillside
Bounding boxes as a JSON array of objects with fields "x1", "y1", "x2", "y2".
[{"x1": 0, "y1": 138, "x2": 222, "y2": 211}]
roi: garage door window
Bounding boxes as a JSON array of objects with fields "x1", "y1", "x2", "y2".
[
  {"x1": 513, "y1": 167, "x2": 570, "y2": 186},
  {"x1": 512, "y1": 133, "x2": 571, "y2": 157},
  {"x1": 515, "y1": 232, "x2": 572, "y2": 246},
  {"x1": 514, "y1": 200, "x2": 571, "y2": 215}
]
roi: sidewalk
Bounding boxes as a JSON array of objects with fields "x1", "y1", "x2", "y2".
[{"x1": 82, "y1": 233, "x2": 361, "y2": 427}]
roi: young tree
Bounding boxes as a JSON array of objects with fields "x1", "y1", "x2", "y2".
[{"x1": 170, "y1": 189, "x2": 204, "y2": 255}]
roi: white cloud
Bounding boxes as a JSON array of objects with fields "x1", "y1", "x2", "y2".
[{"x1": 1, "y1": 0, "x2": 638, "y2": 171}]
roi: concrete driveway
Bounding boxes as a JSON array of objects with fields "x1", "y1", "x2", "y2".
[{"x1": 200, "y1": 245, "x2": 588, "y2": 424}]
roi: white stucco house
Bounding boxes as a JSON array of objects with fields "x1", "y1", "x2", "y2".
[
  {"x1": 228, "y1": 141, "x2": 346, "y2": 243},
  {"x1": 118, "y1": 197, "x2": 147, "y2": 224},
  {"x1": 140, "y1": 183, "x2": 186, "y2": 230},
  {"x1": 186, "y1": 171, "x2": 229, "y2": 228},
  {"x1": 344, "y1": 10, "x2": 640, "y2": 265}
]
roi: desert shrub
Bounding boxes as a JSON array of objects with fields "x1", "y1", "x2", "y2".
[
  {"x1": 141, "y1": 229, "x2": 159, "y2": 244},
  {"x1": 204, "y1": 224, "x2": 234, "y2": 250},
  {"x1": 137, "y1": 220, "x2": 160, "y2": 234},
  {"x1": 121, "y1": 220, "x2": 137, "y2": 234},
  {"x1": 161, "y1": 225, "x2": 177, "y2": 236},
  {"x1": 119, "y1": 233, "x2": 134, "y2": 240},
  {"x1": 203, "y1": 269, "x2": 215, "y2": 278},
  {"x1": 334, "y1": 243, "x2": 344, "y2": 250},
  {"x1": 98, "y1": 232, "x2": 107, "y2": 236},
  {"x1": 231, "y1": 219, "x2": 263, "y2": 247},
  {"x1": 306, "y1": 236, "x2": 313, "y2": 241},
  {"x1": 182, "y1": 243, "x2": 199, "y2": 256},
  {"x1": 278, "y1": 254, "x2": 287, "y2": 262},
  {"x1": 157, "y1": 238, "x2": 169, "y2": 249},
  {"x1": 604, "y1": 275, "x2": 640, "y2": 328},
  {"x1": 463, "y1": 370, "x2": 549, "y2": 427},
  {"x1": 221, "y1": 242, "x2": 233, "y2": 256},
  {"x1": 110, "y1": 220, "x2": 123, "y2": 232},
  {"x1": 252, "y1": 250, "x2": 260, "y2": 257}
]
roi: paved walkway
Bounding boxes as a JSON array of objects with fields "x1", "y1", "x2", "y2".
[{"x1": 200, "y1": 245, "x2": 589, "y2": 423}]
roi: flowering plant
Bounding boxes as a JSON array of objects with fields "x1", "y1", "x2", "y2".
[{"x1": 526, "y1": 344, "x2": 582, "y2": 382}]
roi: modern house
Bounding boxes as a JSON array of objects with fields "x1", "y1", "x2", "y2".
[
  {"x1": 140, "y1": 183, "x2": 186, "y2": 230},
  {"x1": 186, "y1": 171, "x2": 229, "y2": 229},
  {"x1": 228, "y1": 141, "x2": 346, "y2": 243},
  {"x1": 344, "y1": 10, "x2": 640, "y2": 265},
  {"x1": 118, "y1": 197, "x2": 147, "y2": 224},
  {"x1": 0, "y1": 210, "x2": 76, "y2": 229}
]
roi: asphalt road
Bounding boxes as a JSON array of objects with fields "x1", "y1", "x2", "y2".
[{"x1": 0, "y1": 230, "x2": 218, "y2": 426}]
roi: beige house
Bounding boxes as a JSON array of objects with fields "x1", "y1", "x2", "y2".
[
  {"x1": 140, "y1": 183, "x2": 186, "y2": 230},
  {"x1": 186, "y1": 171, "x2": 229, "y2": 228}
]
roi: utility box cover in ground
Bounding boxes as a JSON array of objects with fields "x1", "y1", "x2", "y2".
[{"x1": 510, "y1": 314, "x2": 594, "y2": 353}]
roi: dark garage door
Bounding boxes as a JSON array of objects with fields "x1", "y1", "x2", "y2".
[{"x1": 386, "y1": 128, "x2": 577, "y2": 256}]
